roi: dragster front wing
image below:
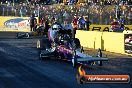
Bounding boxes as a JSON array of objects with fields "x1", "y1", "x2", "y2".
[
  {"x1": 75, "y1": 50, "x2": 108, "y2": 62},
  {"x1": 77, "y1": 57, "x2": 108, "y2": 62}
]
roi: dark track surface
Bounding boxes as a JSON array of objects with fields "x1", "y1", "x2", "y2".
[{"x1": 0, "y1": 32, "x2": 132, "y2": 88}]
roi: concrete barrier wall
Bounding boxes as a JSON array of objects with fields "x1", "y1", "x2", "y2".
[
  {"x1": 76, "y1": 30, "x2": 125, "y2": 54},
  {"x1": 102, "y1": 32, "x2": 124, "y2": 54}
]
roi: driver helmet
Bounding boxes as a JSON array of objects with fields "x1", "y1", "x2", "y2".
[{"x1": 52, "y1": 24, "x2": 59, "y2": 30}]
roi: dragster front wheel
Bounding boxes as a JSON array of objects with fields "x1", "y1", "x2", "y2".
[
  {"x1": 25, "y1": 33, "x2": 29, "y2": 38},
  {"x1": 72, "y1": 52, "x2": 77, "y2": 68},
  {"x1": 72, "y1": 50, "x2": 77, "y2": 68},
  {"x1": 98, "y1": 61, "x2": 103, "y2": 66},
  {"x1": 72, "y1": 58, "x2": 77, "y2": 68},
  {"x1": 39, "y1": 53, "x2": 42, "y2": 60}
]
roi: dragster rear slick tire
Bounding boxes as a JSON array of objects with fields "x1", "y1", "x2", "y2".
[
  {"x1": 37, "y1": 38, "x2": 52, "y2": 60},
  {"x1": 37, "y1": 38, "x2": 51, "y2": 49}
]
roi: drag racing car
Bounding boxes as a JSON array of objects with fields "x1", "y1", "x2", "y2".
[
  {"x1": 16, "y1": 32, "x2": 30, "y2": 39},
  {"x1": 16, "y1": 31, "x2": 43, "y2": 39},
  {"x1": 124, "y1": 31, "x2": 132, "y2": 45},
  {"x1": 125, "y1": 35, "x2": 132, "y2": 45},
  {"x1": 37, "y1": 23, "x2": 108, "y2": 67},
  {"x1": 16, "y1": 25, "x2": 46, "y2": 39}
]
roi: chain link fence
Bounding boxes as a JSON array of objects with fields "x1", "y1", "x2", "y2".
[{"x1": 0, "y1": 3, "x2": 131, "y2": 25}]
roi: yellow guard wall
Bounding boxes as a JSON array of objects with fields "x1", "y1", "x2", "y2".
[{"x1": 76, "y1": 30, "x2": 125, "y2": 54}]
